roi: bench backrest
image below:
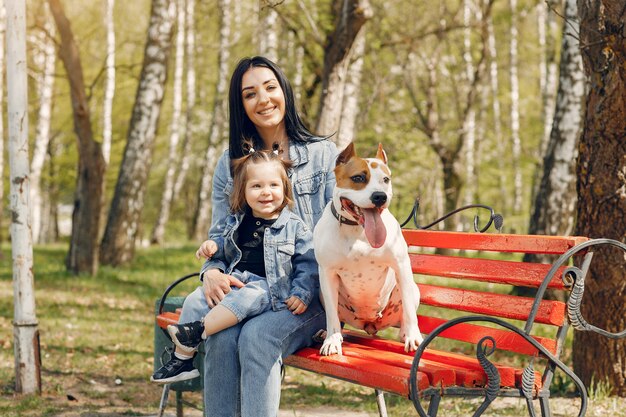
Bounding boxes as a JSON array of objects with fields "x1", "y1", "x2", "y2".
[{"x1": 402, "y1": 229, "x2": 589, "y2": 358}]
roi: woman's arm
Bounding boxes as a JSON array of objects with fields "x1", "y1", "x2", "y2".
[{"x1": 287, "y1": 224, "x2": 318, "y2": 307}]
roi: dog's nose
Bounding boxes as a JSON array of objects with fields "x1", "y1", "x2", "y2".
[{"x1": 370, "y1": 192, "x2": 387, "y2": 207}]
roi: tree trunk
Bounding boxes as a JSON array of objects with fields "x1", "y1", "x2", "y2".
[
  {"x1": 100, "y1": 0, "x2": 175, "y2": 266},
  {"x1": 102, "y1": 0, "x2": 115, "y2": 165},
  {"x1": 192, "y1": 0, "x2": 230, "y2": 241},
  {"x1": 6, "y1": 0, "x2": 41, "y2": 395},
  {"x1": 486, "y1": 12, "x2": 507, "y2": 215},
  {"x1": 509, "y1": 0, "x2": 522, "y2": 217},
  {"x1": 31, "y1": 5, "x2": 56, "y2": 244},
  {"x1": 172, "y1": 0, "x2": 196, "y2": 204},
  {"x1": 0, "y1": 0, "x2": 5, "y2": 243},
  {"x1": 49, "y1": 0, "x2": 106, "y2": 275},
  {"x1": 258, "y1": 0, "x2": 278, "y2": 62},
  {"x1": 315, "y1": 0, "x2": 372, "y2": 138},
  {"x1": 526, "y1": 0, "x2": 583, "y2": 243},
  {"x1": 573, "y1": 0, "x2": 626, "y2": 396},
  {"x1": 336, "y1": 26, "x2": 365, "y2": 149},
  {"x1": 151, "y1": 0, "x2": 185, "y2": 245},
  {"x1": 462, "y1": 0, "x2": 477, "y2": 214}
]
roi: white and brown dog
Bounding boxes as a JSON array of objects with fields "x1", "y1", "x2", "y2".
[{"x1": 314, "y1": 142, "x2": 423, "y2": 356}]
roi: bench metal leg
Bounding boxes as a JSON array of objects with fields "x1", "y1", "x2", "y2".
[
  {"x1": 176, "y1": 390, "x2": 184, "y2": 417},
  {"x1": 375, "y1": 389, "x2": 388, "y2": 417},
  {"x1": 157, "y1": 384, "x2": 170, "y2": 417},
  {"x1": 539, "y1": 396, "x2": 552, "y2": 417},
  {"x1": 427, "y1": 393, "x2": 441, "y2": 417}
]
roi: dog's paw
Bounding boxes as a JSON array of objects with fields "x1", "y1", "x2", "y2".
[
  {"x1": 401, "y1": 328, "x2": 423, "y2": 352},
  {"x1": 320, "y1": 332, "x2": 343, "y2": 356}
]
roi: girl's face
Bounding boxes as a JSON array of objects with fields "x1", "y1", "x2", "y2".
[
  {"x1": 244, "y1": 161, "x2": 285, "y2": 219},
  {"x1": 241, "y1": 67, "x2": 286, "y2": 134}
]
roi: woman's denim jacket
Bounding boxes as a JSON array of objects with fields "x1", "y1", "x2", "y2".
[
  {"x1": 200, "y1": 138, "x2": 337, "y2": 299},
  {"x1": 206, "y1": 207, "x2": 318, "y2": 309}
]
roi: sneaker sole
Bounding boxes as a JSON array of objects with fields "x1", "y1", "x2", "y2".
[
  {"x1": 167, "y1": 325, "x2": 198, "y2": 354},
  {"x1": 150, "y1": 368, "x2": 200, "y2": 384}
]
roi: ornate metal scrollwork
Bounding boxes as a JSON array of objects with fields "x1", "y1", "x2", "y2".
[
  {"x1": 474, "y1": 337, "x2": 500, "y2": 417},
  {"x1": 409, "y1": 316, "x2": 589, "y2": 417},
  {"x1": 400, "y1": 197, "x2": 504, "y2": 232},
  {"x1": 521, "y1": 361, "x2": 537, "y2": 417}
]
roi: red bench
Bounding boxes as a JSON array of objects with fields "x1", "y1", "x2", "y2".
[{"x1": 155, "y1": 228, "x2": 626, "y2": 417}]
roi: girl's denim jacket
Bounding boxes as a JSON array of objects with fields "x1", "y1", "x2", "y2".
[
  {"x1": 201, "y1": 139, "x2": 337, "y2": 296},
  {"x1": 206, "y1": 207, "x2": 318, "y2": 309}
]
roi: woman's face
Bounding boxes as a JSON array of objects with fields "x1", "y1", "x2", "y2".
[{"x1": 241, "y1": 67, "x2": 286, "y2": 133}]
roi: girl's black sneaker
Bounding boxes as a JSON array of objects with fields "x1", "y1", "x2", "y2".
[{"x1": 167, "y1": 320, "x2": 204, "y2": 353}]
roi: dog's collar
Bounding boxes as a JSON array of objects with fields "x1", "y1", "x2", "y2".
[{"x1": 331, "y1": 203, "x2": 360, "y2": 226}]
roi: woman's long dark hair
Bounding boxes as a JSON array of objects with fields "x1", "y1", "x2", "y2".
[{"x1": 228, "y1": 56, "x2": 317, "y2": 164}]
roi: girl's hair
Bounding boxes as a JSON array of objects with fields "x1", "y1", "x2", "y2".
[
  {"x1": 228, "y1": 56, "x2": 317, "y2": 166},
  {"x1": 229, "y1": 143, "x2": 295, "y2": 215}
]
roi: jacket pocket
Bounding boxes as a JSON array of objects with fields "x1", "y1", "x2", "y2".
[{"x1": 293, "y1": 172, "x2": 324, "y2": 215}]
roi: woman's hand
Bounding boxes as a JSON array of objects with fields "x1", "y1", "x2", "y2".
[
  {"x1": 286, "y1": 296, "x2": 307, "y2": 315},
  {"x1": 202, "y1": 269, "x2": 244, "y2": 308},
  {"x1": 196, "y1": 240, "x2": 218, "y2": 260}
]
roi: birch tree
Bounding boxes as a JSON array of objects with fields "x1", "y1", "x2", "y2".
[
  {"x1": 315, "y1": 0, "x2": 373, "y2": 140},
  {"x1": 172, "y1": 0, "x2": 196, "y2": 206},
  {"x1": 151, "y1": 0, "x2": 186, "y2": 245},
  {"x1": 102, "y1": 0, "x2": 116, "y2": 165},
  {"x1": 100, "y1": 0, "x2": 176, "y2": 265},
  {"x1": 509, "y1": 0, "x2": 523, "y2": 216},
  {"x1": 526, "y1": 0, "x2": 583, "y2": 243},
  {"x1": 486, "y1": 11, "x2": 507, "y2": 211},
  {"x1": 192, "y1": 0, "x2": 231, "y2": 241},
  {"x1": 0, "y1": 1, "x2": 5, "y2": 242},
  {"x1": 573, "y1": 0, "x2": 626, "y2": 395},
  {"x1": 49, "y1": 0, "x2": 106, "y2": 275},
  {"x1": 30, "y1": 4, "x2": 56, "y2": 244},
  {"x1": 7, "y1": 0, "x2": 41, "y2": 394},
  {"x1": 259, "y1": 0, "x2": 278, "y2": 61},
  {"x1": 462, "y1": 0, "x2": 477, "y2": 211},
  {"x1": 336, "y1": 26, "x2": 365, "y2": 148}
]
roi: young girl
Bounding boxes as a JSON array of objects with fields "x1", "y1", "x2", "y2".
[{"x1": 151, "y1": 145, "x2": 318, "y2": 384}]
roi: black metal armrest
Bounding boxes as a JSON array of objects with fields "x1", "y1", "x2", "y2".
[{"x1": 157, "y1": 272, "x2": 199, "y2": 340}]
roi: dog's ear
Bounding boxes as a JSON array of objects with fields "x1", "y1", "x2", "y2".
[
  {"x1": 336, "y1": 142, "x2": 356, "y2": 166},
  {"x1": 376, "y1": 143, "x2": 388, "y2": 165}
]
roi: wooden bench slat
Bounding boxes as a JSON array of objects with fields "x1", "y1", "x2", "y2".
[
  {"x1": 341, "y1": 331, "x2": 536, "y2": 389},
  {"x1": 417, "y1": 315, "x2": 558, "y2": 355},
  {"x1": 156, "y1": 311, "x2": 179, "y2": 329},
  {"x1": 283, "y1": 347, "x2": 429, "y2": 396},
  {"x1": 410, "y1": 253, "x2": 568, "y2": 289},
  {"x1": 339, "y1": 341, "x2": 486, "y2": 387},
  {"x1": 418, "y1": 284, "x2": 566, "y2": 326},
  {"x1": 403, "y1": 229, "x2": 587, "y2": 254}
]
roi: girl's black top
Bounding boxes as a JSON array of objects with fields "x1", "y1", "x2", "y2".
[{"x1": 234, "y1": 212, "x2": 277, "y2": 277}]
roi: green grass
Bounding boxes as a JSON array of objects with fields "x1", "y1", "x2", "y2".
[{"x1": 1, "y1": 243, "x2": 624, "y2": 416}]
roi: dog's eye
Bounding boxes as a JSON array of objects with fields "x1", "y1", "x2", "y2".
[
  {"x1": 351, "y1": 174, "x2": 366, "y2": 183},
  {"x1": 383, "y1": 177, "x2": 390, "y2": 184}
]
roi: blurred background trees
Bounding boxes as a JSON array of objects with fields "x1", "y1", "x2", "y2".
[{"x1": 2, "y1": 0, "x2": 581, "y2": 255}]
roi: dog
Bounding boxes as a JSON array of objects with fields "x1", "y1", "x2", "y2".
[{"x1": 314, "y1": 142, "x2": 423, "y2": 356}]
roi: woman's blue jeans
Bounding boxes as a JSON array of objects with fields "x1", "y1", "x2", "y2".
[{"x1": 179, "y1": 286, "x2": 326, "y2": 417}]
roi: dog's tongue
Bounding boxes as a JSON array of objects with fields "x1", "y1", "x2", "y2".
[{"x1": 362, "y1": 208, "x2": 387, "y2": 248}]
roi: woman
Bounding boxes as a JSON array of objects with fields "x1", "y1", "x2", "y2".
[{"x1": 180, "y1": 56, "x2": 337, "y2": 417}]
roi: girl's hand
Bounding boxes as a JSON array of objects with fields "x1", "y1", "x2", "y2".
[
  {"x1": 196, "y1": 240, "x2": 218, "y2": 260},
  {"x1": 286, "y1": 296, "x2": 307, "y2": 315}
]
